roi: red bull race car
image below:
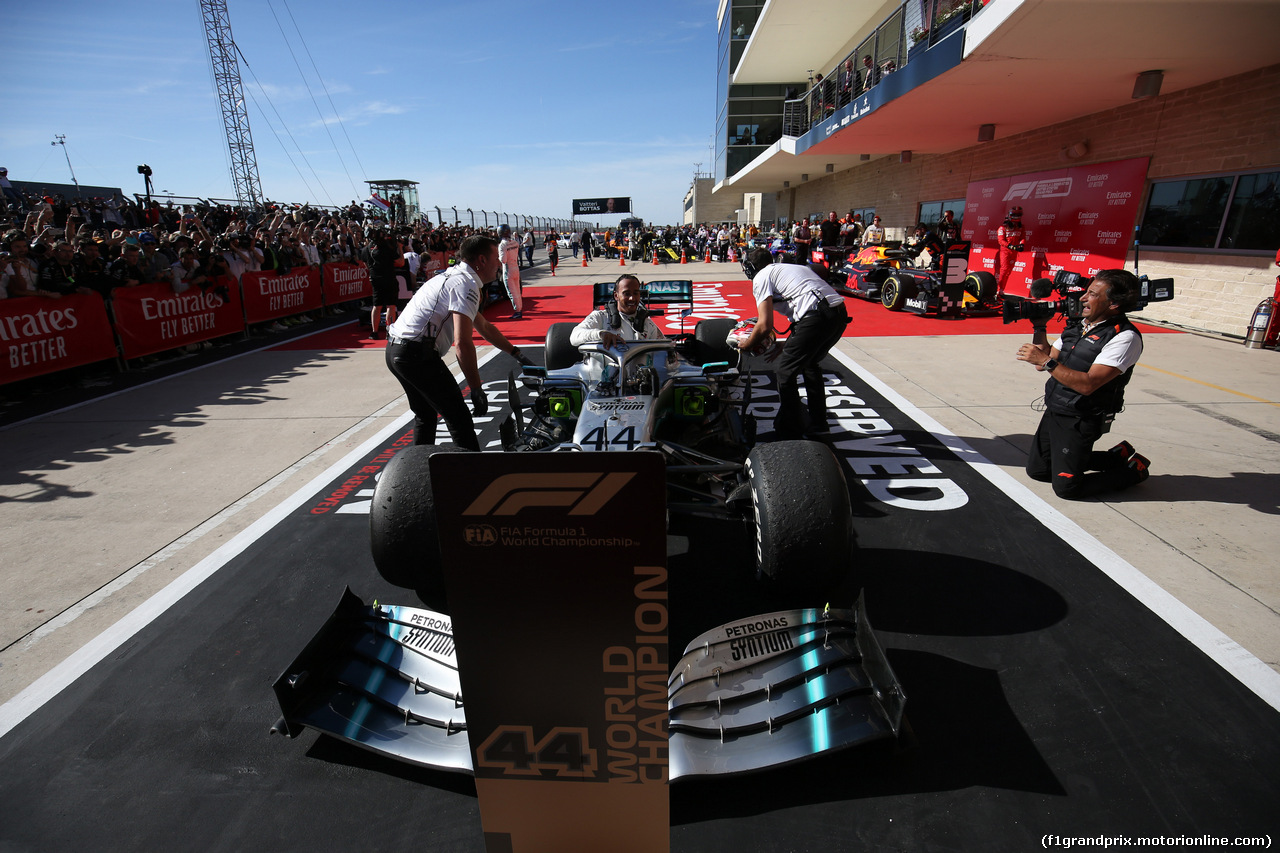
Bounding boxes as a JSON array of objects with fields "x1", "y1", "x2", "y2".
[{"x1": 812, "y1": 241, "x2": 1000, "y2": 317}]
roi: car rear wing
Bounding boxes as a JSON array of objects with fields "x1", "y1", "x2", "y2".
[{"x1": 591, "y1": 279, "x2": 695, "y2": 309}]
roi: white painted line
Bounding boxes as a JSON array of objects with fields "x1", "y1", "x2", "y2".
[
  {"x1": 830, "y1": 348, "x2": 1280, "y2": 713},
  {"x1": 0, "y1": 350, "x2": 495, "y2": 741}
]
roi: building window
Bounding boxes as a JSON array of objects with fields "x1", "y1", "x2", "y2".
[
  {"x1": 1141, "y1": 170, "x2": 1279, "y2": 252},
  {"x1": 849, "y1": 206, "x2": 876, "y2": 224},
  {"x1": 917, "y1": 199, "x2": 964, "y2": 229}
]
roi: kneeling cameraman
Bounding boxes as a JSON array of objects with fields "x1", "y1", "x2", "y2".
[{"x1": 1016, "y1": 269, "x2": 1150, "y2": 499}]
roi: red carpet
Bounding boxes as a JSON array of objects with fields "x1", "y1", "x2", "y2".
[{"x1": 272, "y1": 280, "x2": 1178, "y2": 351}]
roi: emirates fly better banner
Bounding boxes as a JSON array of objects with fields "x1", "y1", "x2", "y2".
[
  {"x1": 963, "y1": 157, "x2": 1149, "y2": 296},
  {"x1": 321, "y1": 262, "x2": 371, "y2": 304},
  {"x1": 241, "y1": 268, "x2": 324, "y2": 324},
  {"x1": 0, "y1": 293, "x2": 116, "y2": 383},
  {"x1": 111, "y1": 278, "x2": 244, "y2": 359}
]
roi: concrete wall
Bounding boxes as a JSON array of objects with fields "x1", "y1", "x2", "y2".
[{"x1": 785, "y1": 64, "x2": 1280, "y2": 336}]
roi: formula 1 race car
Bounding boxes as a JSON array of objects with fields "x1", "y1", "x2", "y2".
[
  {"x1": 830, "y1": 241, "x2": 999, "y2": 317},
  {"x1": 272, "y1": 592, "x2": 905, "y2": 779},
  {"x1": 369, "y1": 280, "x2": 854, "y2": 599}
]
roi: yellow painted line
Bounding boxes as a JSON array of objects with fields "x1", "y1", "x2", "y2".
[{"x1": 1139, "y1": 362, "x2": 1280, "y2": 407}]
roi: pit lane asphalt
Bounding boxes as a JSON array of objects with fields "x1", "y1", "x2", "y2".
[{"x1": 1, "y1": 259, "x2": 1278, "y2": 850}]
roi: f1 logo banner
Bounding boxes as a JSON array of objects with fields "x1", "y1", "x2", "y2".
[
  {"x1": 433, "y1": 451, "x2": 669, "y2": 853},
  {"x1": 962, "y1": 156, "x2": 1149, "y2": 297}
]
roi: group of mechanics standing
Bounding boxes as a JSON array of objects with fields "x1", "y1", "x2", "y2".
[{"x1": 382, "y1": 227, "x2": 1150, "y2": 501}]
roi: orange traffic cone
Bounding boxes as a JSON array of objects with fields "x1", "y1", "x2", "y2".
[
  {"x1": 728, "y1": 247, "x2": 736, "y2": 263},
  {"x1": 680, "y1": 248, "x2": 688, "y2": 264},
  {"x1": 619, "y1": 250, "x2": 625, "y2": 267},
  {"x1": 704, "y1": 248, "x2": 712, "y2": 263},
  {"x1": 651, "y1": 248, "x2": 659, "y2": 266},
  {"x1": 581, "y1": 252, "x2": 588, "y2": 267}
]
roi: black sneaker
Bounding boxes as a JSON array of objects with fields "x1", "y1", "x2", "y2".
[
  {"x1": 510, "y1": 311, "x2": 523, "y2": 320},
  {"x1": 1108, "y1": 441, "x2": 1135, "y2": 461},
  {"x1": 1128, "y1": 453, "x2": 1150, "y2": 484}
]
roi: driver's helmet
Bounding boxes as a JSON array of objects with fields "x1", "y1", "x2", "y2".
[
  {"x1": 1007, "y1": 206, "x2": 1023, "y2": 221},
  {"x1": 727, "y1": 318, "x2": 776, "y2": 356}
]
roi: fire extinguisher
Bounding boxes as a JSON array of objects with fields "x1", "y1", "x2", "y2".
[
  {"x1": 1244, "y1": 297, "x2": 1275, "y2": 348},
  {"x1": 1249, "y1": 251, "x2": 1280, "y2": 349}
]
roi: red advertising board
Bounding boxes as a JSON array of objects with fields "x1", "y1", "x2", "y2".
[
  {"x1": 0, "y1": 292, "x2": 118, "y2": 384},
  {"x1": 241, "y1": 267, "x2": 324, "y2": 324},
  {"x1": 111, "y1": 278, "x2": 245, "y2": 359},
  {"x1": 963, "y1": 157, "x2": 1149, "y2": 296},
  {"x1": 321, "y1": 262, "x2": 371, "y2": 304}
]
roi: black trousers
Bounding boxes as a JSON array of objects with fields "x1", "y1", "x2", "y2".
[
  {"x1": 385, "y1": 339, "x2": 479, "y2": 450},
  {"x1": 774, "y1": 302, "x2": 848, "y2": 438},
  {"x1": 1026, "y1": 409, "x2": 1135, "y2": 500}
]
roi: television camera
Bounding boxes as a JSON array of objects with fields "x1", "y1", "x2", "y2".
[{"x1": 1002, "y1": 269, "x2": 1174, "y2": 326}]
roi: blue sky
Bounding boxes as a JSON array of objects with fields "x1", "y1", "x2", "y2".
[{"x1": 3, "y1": 0, "x2": 719, "y2": 225}]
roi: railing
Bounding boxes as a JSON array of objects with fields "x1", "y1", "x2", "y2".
[{"x1": 781, "y1": 0, "x2": 988, "y2": 138}]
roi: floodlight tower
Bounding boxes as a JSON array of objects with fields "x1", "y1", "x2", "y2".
[{"x1": 200, "y1": 0, "x2": 263, "y2": 206}]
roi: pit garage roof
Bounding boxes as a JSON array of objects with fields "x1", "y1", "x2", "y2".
[{"x1": 719, "y1": 0, "x2": 1280, "y2": 193}]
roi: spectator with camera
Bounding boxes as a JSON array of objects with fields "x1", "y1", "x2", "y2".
[
  {"x1": 1, "y1": 231, "x2": 39, "y2": 298},
  {"x1": 222, "y1": 231, "x2": 263, "y2": 281},
  {"x1": 1016, "y1": 269, "x2": 1150, "y2": 499}
]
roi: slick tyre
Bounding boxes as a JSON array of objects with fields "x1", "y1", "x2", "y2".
[
  {"x1": 881, "y1": 273, "x2": 912, "y2": 311},
  {"x1": 370, "y1": 445, "x2": 461, "y2": 595},
  {"x1": 747, "y1": 440, "x2": 853, "y2": 594},
  {"x1": 964, "y1": 270, "x2": 997, "y2": 303},
  {"x1": 544, "y1": 322, "x2": 579, "y2": 370},
  {"x1": 694, "y1": 318, "x2": 739, "y2": 366}
]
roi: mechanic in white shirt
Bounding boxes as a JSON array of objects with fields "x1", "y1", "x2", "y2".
[
  {"x1": 570, "y1": 274, "x2": 665, "y2": 349},
  {"x1": 385, "y1": 234, "x2": 530, "y2": 449},
  {"x1": 735, "y1": 249, "x2": 850, "y2": 438}
]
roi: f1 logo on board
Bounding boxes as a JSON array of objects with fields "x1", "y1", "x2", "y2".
[
  {"x1": 1003, "y1": 178, "x2": 1073, "y2": 201},
  {"x1": 463, "y1": 473, "x2": 636, "y2": 516}
]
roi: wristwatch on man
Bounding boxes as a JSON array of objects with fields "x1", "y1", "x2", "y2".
[{"x1": 1042, "y1": 357, "x2": 1058, "y2": 372}]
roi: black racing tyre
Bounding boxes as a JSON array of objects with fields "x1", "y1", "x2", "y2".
[
  {"x1": 693, "y1": 318, "x2": 740, "y2": 366},
  {"x1": 746, "y1": 440, "x2": 853, "y2": 594},
  {"x1": 544, "y1": 322, "x2": 579, "y2": 370},
  {"x1": 964, "y1": 270, "x2": 997, "y2": 303},
  {"x1": 880, "y1": 273, "x2": 910, "y2": 311},
  {"x1": 370, "y1": 444, "x2": 461, "y2": 594}
]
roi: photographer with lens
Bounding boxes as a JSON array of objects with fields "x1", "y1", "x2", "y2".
[{"x1": 1016, "y1": 269, "x2": 1150, "y2": 499}]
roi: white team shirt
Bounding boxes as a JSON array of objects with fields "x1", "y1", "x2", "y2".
[
  {"x1": 751, "y1": 263, "x2": 843, "y2": 323},
  {"x1": 388, "y1": 261, "x2": 483, "y2": 356},
  {"x1": 1053, "y1": 320, "x2": 1143, "y2": 373}
]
